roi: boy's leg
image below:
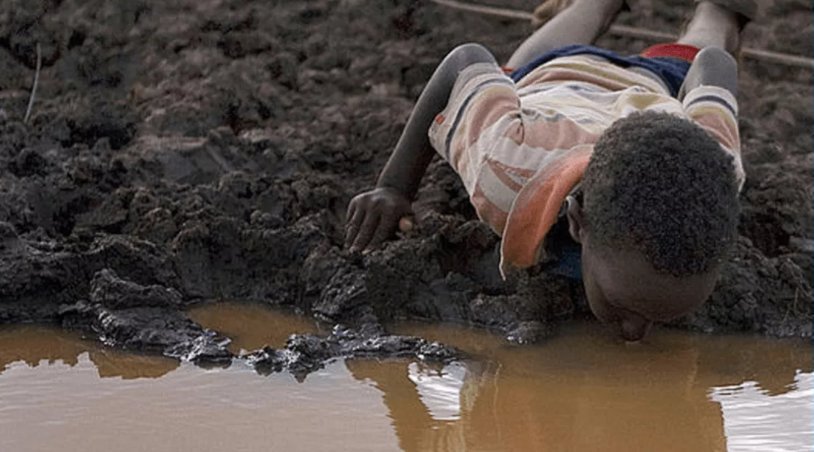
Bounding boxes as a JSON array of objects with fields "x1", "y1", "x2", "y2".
[
  {"x1": 677, "y1": 1, "x2": 750, "y2": 55},
  {"x1": 506, "y1": 0, "x2": 626, "y2": 70}
]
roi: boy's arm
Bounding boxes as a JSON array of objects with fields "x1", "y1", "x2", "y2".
[
  {"x1": 680, "y1": 46, "x2": 745, "y2": 189},
  {"x1": 345, "y1": 43, "x2": 498, "y2": 252},
  {"x1": 678, "y1": 46, "x2": 738, "y2": 100}
]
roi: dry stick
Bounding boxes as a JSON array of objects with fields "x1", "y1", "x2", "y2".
[
  {"x1": 24, "y1": 43, "x2": 42, "y2": 124},
  {"x1": 429, "y1": 0, "x2": 814, "y2": 70},
  {"x1": 431, "y1": 0, "x2": 532, "y2": 20}
]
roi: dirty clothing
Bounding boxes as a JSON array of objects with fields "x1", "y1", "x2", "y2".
[{"x1": 428, "y1": 45, "x2": 743, "y2": 278}]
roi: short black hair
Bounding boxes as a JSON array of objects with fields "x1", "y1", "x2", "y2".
[{"x1": 582, "y1": 111, "x2": 740, "y2": 277}]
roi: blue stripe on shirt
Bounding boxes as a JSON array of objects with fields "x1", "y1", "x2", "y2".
[
  {"x1": 443, "y1": 78, "x2": 514, "y2": 159},
  {"x1": 685, "y1": 94, "x2": 737, "y2": 117}
]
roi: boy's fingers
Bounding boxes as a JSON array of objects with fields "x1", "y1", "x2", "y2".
[
  {"x1": 351, "y1": 214, "x2": 380, "y2": 252},
  {"x1": 344, "y1": 208, "x2": 363, "y2": 247},
  {"x1": 345, "y1": 202, "x2": 357, "y2": 226}
]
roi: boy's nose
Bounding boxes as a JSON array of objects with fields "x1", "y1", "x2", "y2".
[{"x1": 619, "y1": 316, "x2": 653, "y2": 342}]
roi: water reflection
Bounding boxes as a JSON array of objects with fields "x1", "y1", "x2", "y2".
[
  {"x1": 712, "y1": 372, "x2": 813, "y2": 452},
  {"x1": 0, "y1": 325, "x2": 178, "y2": 379},
  {"x1": 345, "y1": 322, "x2": 813, "y2": 452},
  {"x1": 188, "y1": 301, "x2": 322, "y2": 354},
  {"x1": 0, "y1": 307, "x2": 811, "y2": 452}
]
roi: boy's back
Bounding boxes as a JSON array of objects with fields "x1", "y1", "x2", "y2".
[
  {"x1": 429, "y1": 52, "x2": 743, "y2": 275},
  {"x1": 346, "y1": 0, "x2": 755, "y2": 341}
]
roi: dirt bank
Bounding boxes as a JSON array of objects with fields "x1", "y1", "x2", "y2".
[{"x1": 0, "y1": 0, "x2": 810, "y2": 374}]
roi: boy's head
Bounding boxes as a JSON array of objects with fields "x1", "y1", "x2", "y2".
[{"x1": 566, "y1": 111, "x2": 740, "y2": 341}]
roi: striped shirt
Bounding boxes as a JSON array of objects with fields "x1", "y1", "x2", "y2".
[{"x1": 428, "y1": 55, "x2": 744, "y2": 278}]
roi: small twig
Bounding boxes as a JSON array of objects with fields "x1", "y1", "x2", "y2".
[
  {"x1": 429, "y1": 0, "x2": 814, "y2": 70},
  {"x1": 24, "y1": 43, "x2": 42, "y2": 124},
  {"x1": 431, "y1": 0, "x2": 532, "y2": 20}
]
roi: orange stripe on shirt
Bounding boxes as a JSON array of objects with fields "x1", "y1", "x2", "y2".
[
  {"x1": 688, "y1": 107, "x2": 740, "y2": 151},
  {"x1": 500, "y1": 148, "x2": 592, "y2": 277},
  {"x1": 450, "y1": 95, "x2": 519, "y2": 174}
]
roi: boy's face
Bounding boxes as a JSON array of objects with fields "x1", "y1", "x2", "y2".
[
  {"x1": 579, "y1": 247, "x2": 718, "y2": 341},
  {"x1": 566, "y1": 196, "x2": 719, "y2": 341}
]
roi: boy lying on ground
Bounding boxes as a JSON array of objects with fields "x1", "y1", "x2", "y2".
[{"x1": 345, "y1": 0, "x2": 756, "y2": 341}]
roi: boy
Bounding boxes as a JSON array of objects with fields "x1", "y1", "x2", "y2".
[{"x1": 345, "y1": 0, "x2": 755, "y2": 341}]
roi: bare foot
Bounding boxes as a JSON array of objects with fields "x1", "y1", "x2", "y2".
[
  {"x1": 695, "y1": 0, "x2": 757, "y2": 29},
  {"x1": 682, "y1": 2, "x2": 742, "y2": 54},
  {"x1": 531, "y1": 0, "x2": 572, "y2": 29},
  {"x1": 531, "y1": 0, "x2": 628, "y2": 31}
]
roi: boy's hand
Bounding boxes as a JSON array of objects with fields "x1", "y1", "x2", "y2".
[
  {"x1": 343, "y1": 44, "x2": 497, "y2": 253},
  {"x1": 345, "y1": 187, "x2": 412, "y2": 252}
]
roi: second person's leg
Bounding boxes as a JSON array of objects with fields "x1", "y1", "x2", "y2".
[
  {"x1": 677, "y1": 1, "x2": 745, "y2": 55},
  {"x1": 506, "y1": 0, "x2": 626, "y2": 70}
]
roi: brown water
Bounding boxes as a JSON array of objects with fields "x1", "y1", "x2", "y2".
[{"x1": 0, "y1": 302, "x2": 811, "y2": 452}]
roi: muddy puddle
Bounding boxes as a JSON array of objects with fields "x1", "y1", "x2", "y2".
[{"x1": 1, "y1": 302, "x2": 811, "y2": 452}]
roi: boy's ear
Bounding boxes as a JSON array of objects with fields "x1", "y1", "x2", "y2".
[{"x1": 566, "y1": 195, "x2": 585, "y2": 243}]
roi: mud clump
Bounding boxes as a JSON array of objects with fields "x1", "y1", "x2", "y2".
[
  {"x1": 89, "y1": 268, "x2": 183, "y2": 309},
  {"x1": 0, "y1": 0, "x2": 811, "y2": 375},
  {"x1": 60, "y1": 270, "x2": 231, "y2": 364},
  {"x1": 246, "y1": 324, "x2": 458, "y2": 378},
  {"x1": 61, "y1": 301, "x2": 232, "y2": 364}
]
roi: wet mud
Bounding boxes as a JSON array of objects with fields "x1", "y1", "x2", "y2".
[{"x1": 0, "y1": 0, "x2": 811, "y2": 374}]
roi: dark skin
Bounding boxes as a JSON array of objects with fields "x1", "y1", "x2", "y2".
[
  {"x1": 346, "y1": 1, "x2": 741, "y2": 341},
  {"x1": 565, "y1": 198, "x2": 721, "y2": 341},
  {"x1": 345, "y1": 43, "x2": 497, "y2": 252},
  {"x1": 564, "y1": 44, "x2": 739, "y2": 342}
]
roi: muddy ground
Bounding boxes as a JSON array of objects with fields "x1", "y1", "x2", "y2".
[{"x1": 0, "y1": 0, "x2": 811, "y2": 373}]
